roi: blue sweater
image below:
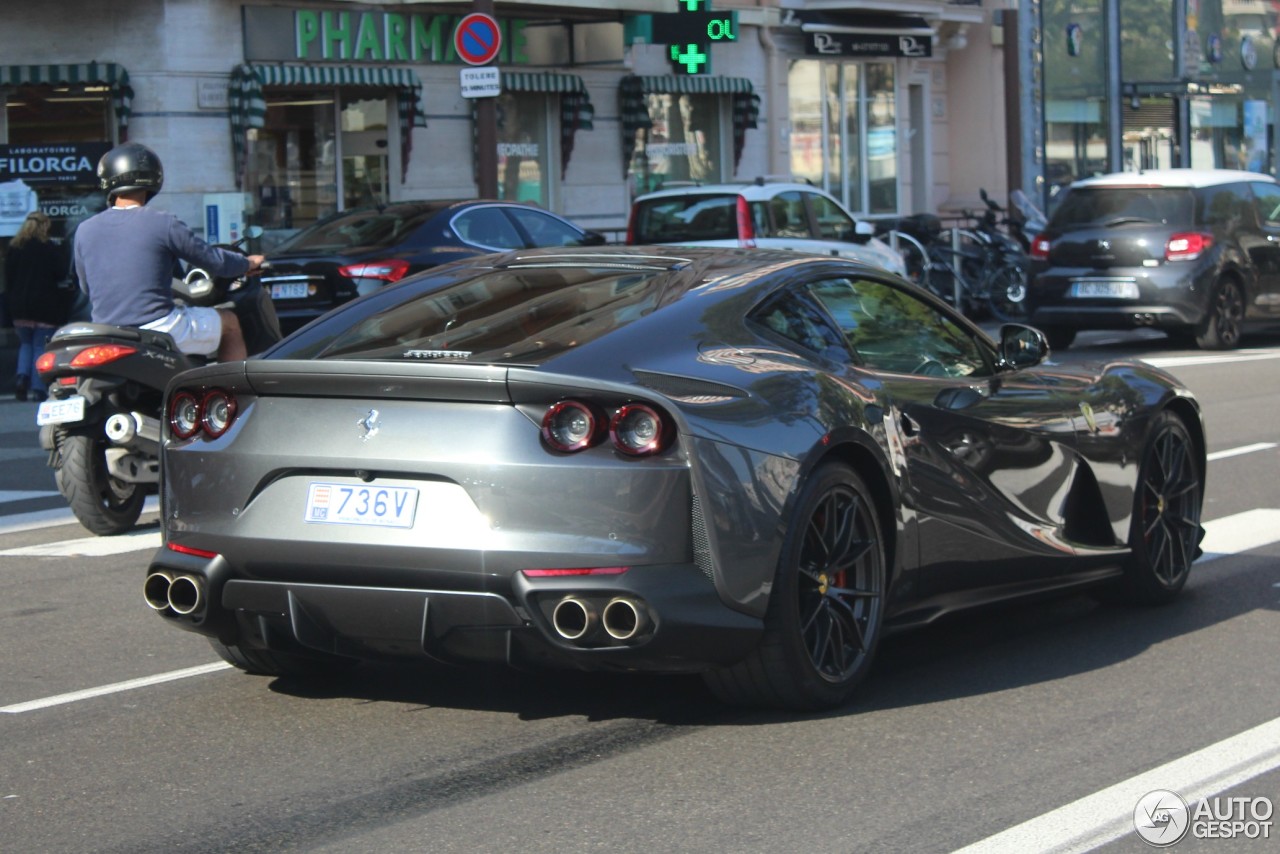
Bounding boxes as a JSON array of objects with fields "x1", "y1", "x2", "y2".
[{"x1": 73, "y1": 205, "x2": 250, "y2": 327}]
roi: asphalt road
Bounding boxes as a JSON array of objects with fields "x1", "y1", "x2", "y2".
[{"x1": 1, "y1": 328, "x2": 1277, "y2": 853}]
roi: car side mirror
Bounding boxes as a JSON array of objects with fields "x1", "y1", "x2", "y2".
[
  {"x1": 581, "y1": 230, "x2": 608, "y2": 246},
  {"x1": 999, "y1": 324, "x2": 1049, "y2": 369},
  {"x1": 851, "y1": 220, "x2": 874, "y2": 244}
]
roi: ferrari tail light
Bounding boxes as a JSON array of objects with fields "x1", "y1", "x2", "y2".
[
  {"x1": 610, "y1": 403, "x2": 673, "y2": 457},
  {"x1": 69, "y1": 344, "x2": 138, "y2": 368},
  {"x1": 521, "y1": 567, "x2": 630, "y2": 578},
  {"x1": 200, "y1": 389, "x2": 238, "y2": 438},
  {"x1": 338, "y1": 259, "x2": 411, "y2": 283},
  {"x1": 168, "y1": 387, "x2": 239, "y2": 440},
  {"x1": 736, "y1": 195, "x2": 756, "y2": 248},
  {"x1": 542, "y1": 400, "x2": 603, "y2": 452},
  {"x1": 1165, "y1": 232, "x2": 1213, "y2": 262},
  {"x1": 1030, "y1": 236, "x2": 1051, "y2": 260}
]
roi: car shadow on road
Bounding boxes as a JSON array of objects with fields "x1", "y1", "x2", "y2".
[{"x1": 259, "y1": 555, "x2": 1276, "y2": 725}]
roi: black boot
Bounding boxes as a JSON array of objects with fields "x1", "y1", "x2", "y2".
[{"x1": 13, "y1": 374, "x2": 29, "y2": 402}]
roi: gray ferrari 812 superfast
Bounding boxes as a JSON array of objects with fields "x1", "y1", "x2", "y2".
[{"x1": 146, "y1": 247, "x2": 1205, "y2": 710}]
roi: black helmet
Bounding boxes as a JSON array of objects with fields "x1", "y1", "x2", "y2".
[{"x1": 98, "y1": 142, "x2": 164, "y2": 201}]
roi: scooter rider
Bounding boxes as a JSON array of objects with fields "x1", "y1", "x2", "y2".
[{"x1": 73, "y1": 142, "x2": 266, "y2": 362}]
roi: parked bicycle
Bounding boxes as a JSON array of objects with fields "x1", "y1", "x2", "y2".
[{"x1": 880, "y1": 196, "x2": 1030, "y2": 324}]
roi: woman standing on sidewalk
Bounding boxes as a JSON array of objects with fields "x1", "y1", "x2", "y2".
[{"x1": 4, "y1": 212, "x2": 71, "y2": 402}]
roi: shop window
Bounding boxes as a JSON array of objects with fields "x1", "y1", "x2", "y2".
[
  {"x1": 497, "y1": 92, "x2": 553, "y2": 207},
  {"x1": 627, "y1": 93, "x2": 726, "y2": 196},
  {"x1": 788, "y1": 60, "x2": 897, "y2": 216}
]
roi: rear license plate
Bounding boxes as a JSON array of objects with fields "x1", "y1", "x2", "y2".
[
  {"x1": 36, "y1": 395, "x2": 86, "y2": 426},
  {"x1": 304, "y1": 482, "x2": 418, "y2": 528},
  {"x1": 271, "y1": 282, "x2": 310, "y2": 300},
  {"x1": 1070, "y1": 279, "x2": 1139, "y2": 299}
]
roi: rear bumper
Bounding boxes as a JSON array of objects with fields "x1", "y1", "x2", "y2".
[
  {"x1": 1030, "y1": 304, "x2": 1197, "y2": 330},
  {"x1": 145, "y1": 549, "x2": 762, "y2": 673}
]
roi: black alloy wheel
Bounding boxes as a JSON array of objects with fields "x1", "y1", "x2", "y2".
[
  {"x1": 704, "y1": 463, "x2": 886, "y2": 710},
  {"x1": 1121, "y1": 411, "x2": 1202, "y2": 604},
  {"x1": 1196, "y1": 278, "x2": 1244, "y2": 350}
]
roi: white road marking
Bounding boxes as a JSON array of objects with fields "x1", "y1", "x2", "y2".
[
  {"x1": 1144, "y1": 350, "x2": 1280, "y2": 369},
  {"x1": 952, "y1": 716, "x2": 1280, "y2": 854},
  {"x1": 0, "y1": 490, "x2": 60, "y2": 503},
  {"x1": 1206, "y1": 442, "x2": 1276, "y2": 462},
  {"x1": 0, "y1": 529, "x2": 161, "y2": 558},
  {"x1": 0, "y1": 662, "x2": 232, "y2": 714},
  {"x1": 1197, "y1": 508, "x2": 1280, "y2": 560}
]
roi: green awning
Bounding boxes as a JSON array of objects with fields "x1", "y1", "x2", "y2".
[
  {"x1": 1, "y1": 62, "x2": 133, "y2": 139},
  {"x1": 619, "y1": 75, "x2": 759, "y2": 176},
  {"x1": 228, "y1": 64, "x2": 428, "y2": 185},
  {"x1": 494, "y1": 71, "x2": 594, "y2": 179}
]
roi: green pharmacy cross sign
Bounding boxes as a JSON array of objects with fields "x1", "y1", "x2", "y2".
[{"x1": 651, "y1": 0, "x2": 737, "y2": 75}]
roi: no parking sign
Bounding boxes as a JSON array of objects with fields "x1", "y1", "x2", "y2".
[{"x1": 455, "y1": 13, "x2": 502, "y2": 66}]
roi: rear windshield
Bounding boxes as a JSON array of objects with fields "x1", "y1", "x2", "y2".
[
  {"x1": 273, "y1": 265, "x2": 670, "y2": 364},
  {"x1": 632, "y1": 195, "x2": 739, "y2": 242},
  {"x1": 274, "y1": 206, "x2": 439, "y2": 252},
  {"x1": 1047, "y1": 187, "x2": 1196, "y2": 230}
]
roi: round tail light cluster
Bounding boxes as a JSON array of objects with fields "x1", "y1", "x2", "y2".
[
  {"x1": 168, "y1": 388, "x2": 239, "y2": 440},
  {"x1": 541, "y1": 400, "x2": 674, "y2": 457}
]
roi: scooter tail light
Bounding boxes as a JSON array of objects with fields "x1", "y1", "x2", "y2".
[
  {"x1": 338, "y1": 259, "x2": 411, "y2": 282},
  {"x1": 736, "y1": 196, "x2": 756, "y2": 248},
  {"x1": 35, "y1": 352, "x2": 57, "y2": 376},
  {"x1": 1166, "y1": 232, "x2": 1213, "y2": 261},
  {"x1": 610, "y1": 403, "x2": 674, "y2": 457},
  {"x1": 542, "y1": 400, "x2": 603, "y2": 452},
  {"x1": 69, "y1": 344, "x2": 138, "y2": 368}
]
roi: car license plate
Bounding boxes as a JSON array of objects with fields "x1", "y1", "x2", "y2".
[
  {"x1": 1070, "y1": 279, "x2": 1139, "y2": 299},
  {"x1": 271, "y1": 282, "x2": 309, "y2": 300},
  {"x1": 304, "y1": 482, "x2": 418, "y2": 528},
  {"x1": 36, "y1": 395, "x2": 86, "y2": 426}
]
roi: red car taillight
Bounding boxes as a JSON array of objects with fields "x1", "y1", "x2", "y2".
[
  {"x1": 168, "y1": 387, "x2": 239, "y2": 440},
  {"x1": 1030, "y1": 236, "x2": 1051, "y2": 260},
  {"x1": 541, "y1": 400, "x2": 675, "y2": 456},
  {"x1": 69, "y1": 344, "x2": 138, "y2": 368},
  {"x1": 736, "y1": 195, "x2": 756, "y2": 248},
  {"x1": 625, "y1": 209, "x2": 637, "y2": 245},
  {"x1": 1165, "y1": 232, "x2": 1213, "y2": 262},
  {"x1": 338, "y1": 259, "x2": 411, "y2": 283},
  {"x1": 167, "y1": 542, "x2": 218, "y2": 559},
  {"x1": 520, "y1": 567, "x2": 630, "y2": 578}
]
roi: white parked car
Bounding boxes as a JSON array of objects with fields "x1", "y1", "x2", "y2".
[{"x1": 626, "y1": 181, "x2": 908, "y2": 277}]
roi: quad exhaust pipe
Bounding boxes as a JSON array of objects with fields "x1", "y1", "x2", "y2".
[
  {"x1": 143, "y1": 571, "x2": 205, "y2": 616},
  {"x1": 550, "y1": 595, "x2": 651, "y2": 644}
]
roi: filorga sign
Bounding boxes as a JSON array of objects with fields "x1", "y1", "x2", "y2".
[{"x1": 0, "y1": 143, "x2": 110, "y2": 185}]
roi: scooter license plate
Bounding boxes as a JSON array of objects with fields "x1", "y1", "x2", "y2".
[{"x1": 36, "y1": 395, "x2": 86, "y2": 426}]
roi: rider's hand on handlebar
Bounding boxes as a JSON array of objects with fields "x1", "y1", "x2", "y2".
[{"x1": 245, "y1": 254, "x2": 267, "y2": 275}]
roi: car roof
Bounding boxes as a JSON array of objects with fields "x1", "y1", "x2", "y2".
[
  {"x1": 633, "y1": 181, "x2": 836, "y2": 203},
  {"x1": 1070, "y1": 169, "x2": 1276, "y2": 190}
]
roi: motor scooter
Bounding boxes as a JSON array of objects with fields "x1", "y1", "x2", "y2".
[{"x1": 33, "y1": 228, "x2": 280, "y2": 535}]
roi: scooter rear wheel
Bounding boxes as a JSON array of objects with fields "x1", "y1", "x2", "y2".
[{"x1": 55, "y1": 433, "x2": 145, "y2": 535}]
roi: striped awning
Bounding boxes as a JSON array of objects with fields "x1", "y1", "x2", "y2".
[
  {"x1": 493, "y1": 71, "x2": 594, "y2": 180},
  {"x1": 1, "y1": 62, "x2": 133, "y2": 139},
  {"x1": 619, "y1": 75, "x2": 759, "y2": 176},
  {"x1": 228, "y1": 64, "x2": 428, "y2": 185}
]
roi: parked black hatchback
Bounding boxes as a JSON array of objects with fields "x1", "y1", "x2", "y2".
[
  {"x1": 261, "y1": 200, "x2": 606, "y2": 332},
  {"x1": 1027, "y1": 169, "x2": 1280, "y2": 349}
]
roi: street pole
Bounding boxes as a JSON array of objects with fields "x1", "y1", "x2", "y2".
[
  {"x1": 474, "y1": 0, "x2": 498, "y2": 198},
  {"x1": 1104, "y1": 0, "x2": 1123, "y2": 172}
]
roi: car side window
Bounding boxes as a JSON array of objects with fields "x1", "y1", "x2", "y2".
[
  {"x1": 748, "y1": 289, "x2": 850, "y2": 362},
  {"x1": 805, "y1": 277, "x2": 993, "y2": 378},
  {"x1": 452, "y1": 208, "x2": 523, "y2": 249},
  {"x1": 507, "y1": 208, "x2": 585, "y2": 247},
  {"x1": 1201, "y1": 185, "x2": 1253, "y2": 229},
  {"x1": 1251, "y1": 182, "x2": 1280, "y2": 226},
  {"x1": 806, "y1": 193, "x2": 856, "y2": 241},
  {"x1": 764, "y1": 191, "x2": 811, "y2": 238}
]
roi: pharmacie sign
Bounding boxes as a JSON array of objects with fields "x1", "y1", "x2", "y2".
[
  {"x1": 243, "y1": 5, "x2": 531, "y2": 64},
  {"x1": 0, "y1": 143, "x2": 109, "y2": 185}
]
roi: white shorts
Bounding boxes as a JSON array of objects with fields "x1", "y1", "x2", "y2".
[{"x1": 142, "y1": 305, "x2": 222, "y2": 356}]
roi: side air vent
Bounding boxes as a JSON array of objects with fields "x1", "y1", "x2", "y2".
[
  {"x1": 691, "y1": 491, "x2": 715, "y2": 581},
  {"x1": 632, "y1": 370, "x2": 747, "y2": 403}
]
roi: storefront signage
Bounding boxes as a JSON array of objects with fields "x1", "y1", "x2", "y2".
[
  {"x1": 454, "y1": 13, "x2": 502, "y2": 66},
  {"x1": 242, "y1": 5, "x2": 529, "y2": 65},
  {"x1": 804, "y1": 32, "x2": 931, "y2": 59},
  {"x1": 653, "y1": 0, "x2": 737, "y2": 76},
  {"x1": 0, "y1": 143, "x2": 110, "y2": 185}
]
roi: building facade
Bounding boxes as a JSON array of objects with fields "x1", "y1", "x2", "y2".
[{"x1": 1, "y1": 0, "x2": 1006, "y2": 253}]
